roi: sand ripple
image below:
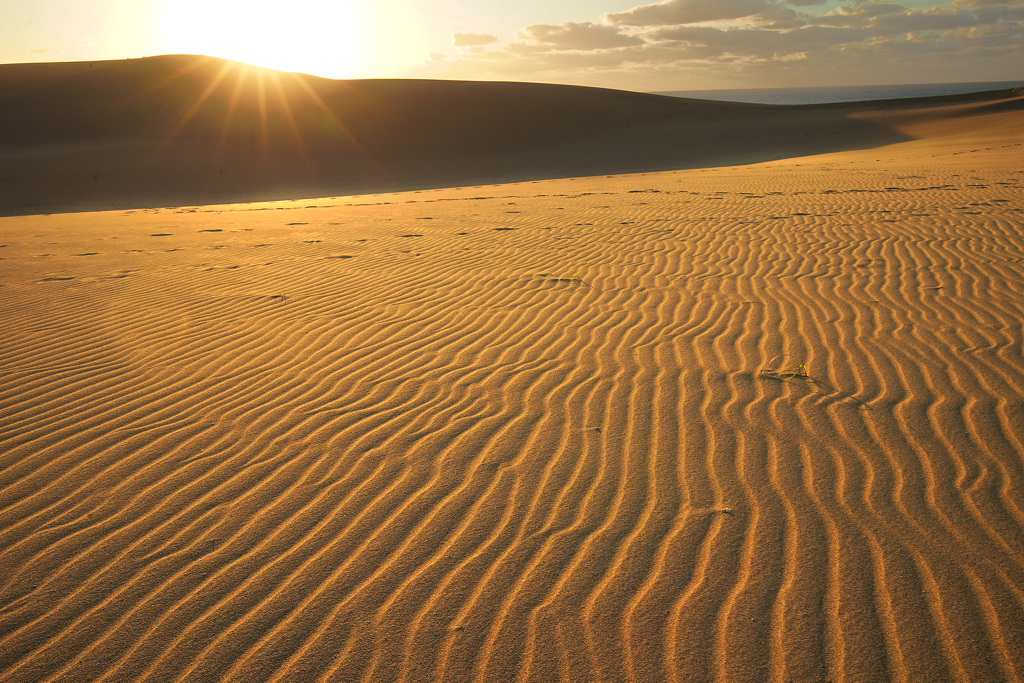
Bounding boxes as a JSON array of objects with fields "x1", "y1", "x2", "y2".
[{"x1": 2, "y1": 102, "x2": 1024, "y2": 682}]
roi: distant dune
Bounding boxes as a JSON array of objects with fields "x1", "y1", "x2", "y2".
[{"x1": 6, "y1": 54, "x2": 1012, "y2": 215}]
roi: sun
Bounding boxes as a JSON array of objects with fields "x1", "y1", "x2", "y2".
[{"x1": 161, "y1": 0, "x2": 363, "y2": 79}]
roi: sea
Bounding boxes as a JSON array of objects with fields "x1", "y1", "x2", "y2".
[{"x1": 657, "y1": 80, "x2": 1024, "y2": 105}]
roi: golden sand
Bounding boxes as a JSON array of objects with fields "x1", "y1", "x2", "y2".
[{"x1": 1, "y1": 61, "x2": 1023, "y2": 681}]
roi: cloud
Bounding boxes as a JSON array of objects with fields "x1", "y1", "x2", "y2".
[
  {"x1": 606, "y1": 0, "x2": 776, "y2": 26},
  {"x1": 652, "y1": 23, "x2": 869, "y2": 58},
  {"x1": 753, "y1": 5, "x2": 806, "y2": 28},
  {"x1": 452, "y1": 32, "x2": 498, "y2": 47},
  {"x1": 416, "y1": 0, "x2": 1024, "y2": 91},
  {"x1": 814, "y1": 3, "x2": 907, "y2": 26},
  {"x1": 974, "y1": 5, "x2": 1024, "y2": 19},
  {"x1": 955, "y1": 0, "x2": 1024, "y2": 5},
  {"x1": 815, "y1": 3, "x2": 1023, "y2": 31},
  {"x1": 518, "y1": 22, "x2": 644, "y2": 50},
  {"x1": 836, "y1": 3, "x2": 907, "y2": 18},
  {"x1": 873, "y1": 7, "x2": 984, "y2": 30}
]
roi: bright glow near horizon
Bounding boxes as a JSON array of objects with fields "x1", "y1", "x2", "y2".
[
  {"x1": 0, "y1": 0, "x2": 1021, "y2": 92},
  {"x1": 161, "y1": 0, "x2": 363, "y2": 78}
]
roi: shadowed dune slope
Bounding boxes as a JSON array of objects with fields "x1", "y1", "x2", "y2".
[
  {"x1": 0, "y1": 91, "x2": 1023, "y2": 681},
  {"x1": 0, "y1": 54, "x2": 935, "y2": 215}
]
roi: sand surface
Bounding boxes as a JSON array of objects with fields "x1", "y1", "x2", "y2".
[{"x1": 2, "y1": 74, "x2": 1024, "y2": 682}]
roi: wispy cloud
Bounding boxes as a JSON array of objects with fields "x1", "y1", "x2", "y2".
[
  {"x1": 453, "y1": 32, "x2": 499, "y2": 48},
  {"x1": 519, "y1": 22, "x2": 645, "y2": 50},
  {"x1": 606, "y1": 0, "x2": 775, "y2": 26}
]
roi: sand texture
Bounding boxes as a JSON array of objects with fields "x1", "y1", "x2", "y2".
[{"x1": 2, "y1": 64, "x2": 1024, "y2": 681}]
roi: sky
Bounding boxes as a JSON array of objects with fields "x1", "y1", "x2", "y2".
[{"x1": 1, "y1": 0, "x2": 1022, "y2": 91}]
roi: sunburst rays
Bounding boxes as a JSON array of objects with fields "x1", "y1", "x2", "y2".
[
  {"x1": 151, "y1": 58, "x2": 237, "y2": 159},
  {"x1": 129, "y1": 57, "x2": 392, "y2": 191}
]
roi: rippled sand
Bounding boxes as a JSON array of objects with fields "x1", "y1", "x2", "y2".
[{"x1": 1, "y1": 82, "x2": 1023, "y2": 681}]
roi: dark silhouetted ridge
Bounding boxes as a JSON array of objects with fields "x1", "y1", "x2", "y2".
[{"x1": 0, "y1": 54, "x2": 1014, "y2": 214}]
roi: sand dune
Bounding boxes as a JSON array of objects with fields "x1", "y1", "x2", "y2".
[
  {"x1": 0, "y1": 54, "x2": 951, "y2": 216},
  {"x1": 1, "y1": 63, "x2": 1024, "y2": 681}
]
